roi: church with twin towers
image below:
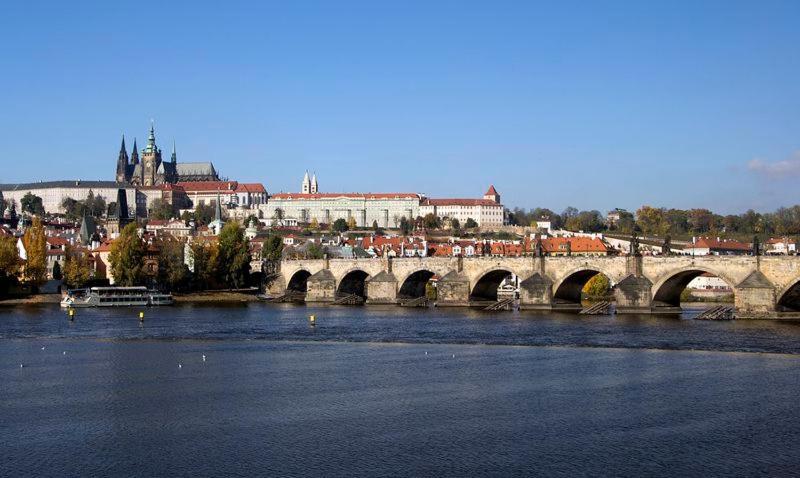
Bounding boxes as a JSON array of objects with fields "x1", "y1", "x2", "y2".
[{"x1": 116, "y1": 122, "x2": 220, "y2": 186}]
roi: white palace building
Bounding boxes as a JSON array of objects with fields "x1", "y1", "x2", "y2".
[{"x1": 264, "y1": 172, "x2": 505, "y2": 229}]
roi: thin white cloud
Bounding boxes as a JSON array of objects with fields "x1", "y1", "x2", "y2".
[{"x1": 747, "y1": 151, "x2": 800, "y2": 179}]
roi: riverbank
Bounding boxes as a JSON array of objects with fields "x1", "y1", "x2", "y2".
[
  {"x1": 0, "y1": 294, "x2": 61, "y2": 306},
  {"x1": 172, "y1": 291, "x2": 261, "y2": 303},
  {"x1": 0, "y1": 291, "x2": 261, "y2": 306}
]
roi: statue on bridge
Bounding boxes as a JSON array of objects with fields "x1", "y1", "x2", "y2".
[
  {"x1": 630, "y1": 232, "x2": 641, "y2": 257},
  {"x1": 662, "y1": 235, "x2": 672, "y2": 256},
  {"x1": 753, "y1": 235, "x2": 761, "y2": 256},
  {"x1": 534, "y1": 238, "x2": 544, "y2": 258}
]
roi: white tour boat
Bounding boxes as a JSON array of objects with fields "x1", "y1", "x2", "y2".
[{"x1": 60, "y1": 286, "x2": 174, "y2": 308}]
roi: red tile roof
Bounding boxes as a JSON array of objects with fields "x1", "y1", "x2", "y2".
[
  {"x1": 46, "y1": 236, "x2": 69, "y2": 246},
  {"x1": 271, "y1": 193, "x2": 420, "y2": 200},
  {"x1": 235, "y1": 183, "x2": 267, "y2": 193},
  {"x1": 690, "y1": 237, "x2": 750, "y2": 251},
  {"x1": 485, "y1": 185, "x2": 498, "y2": 196},
  {"x1": 177, "y1": 181, "x2": 239, "y2": 192},
  {"x1": 422, "y1": 199, "x2": 500, "y2": 207},
  {"x1": 540, "y1": 237, "x2": 611, "y2": 253}
]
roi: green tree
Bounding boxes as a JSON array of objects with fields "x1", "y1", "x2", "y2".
[
  {"x1": 62, "y1": 197, "x2": 83, "y2": 221},
  {"x1": 194, "y1": 203, "x2": 215, "y2": 225},
  {"x1": 155, "y1": 236, "x2": 190, "y2": 291},
  {"x1": 189, "y1": 242, "x2": 217, "y2": 290},
  {"x1": 332, "y1": 218, "x2": 349, "y2": 233},
  {"x1": 465, "y1": 218, "x2": 478, "y2": 229},
  {"x1": 346, "y1": 216, "x2": 357, "y2": 230},
  {"x1": 84, "y1": 191, "x2": 106, "y2": 218},
  {"x1": 272, "y1": 208, "x2": 285, "y2": 227},
  {"x1": 582, "y1": 274, "x2": 610, "y2": 299},
  {"x1": 450, "y1": 218, "x2": 460, "y2": 230},
  {"x1": 217, "y1": 222, "x2": 251, "y2": 288},
  {"x1": 62, "y1": 246, "x2": 92, "y2": 288},
  {"x1": 399, "y1": 216, "x2": 412, "y2": 235},
  {"x1": 22, "y1": 216, "x2": 47, "y2": 285},
  {"x1": 636, "y1": 206, "x2": 668, "y2": 236},
  {"x1": 0, "y1": 235, "x2": 21, "y2": 295},
  {"x1": 21, "y1": 192, "x2": 45, "y2": 216},
  {"x1": 149, "y1": 198, "x2": 175, "y2": 220},
  {"x1": 52, "y1": 261, "x2": 62, "y2": 280},
  {"x1": 306, "y1": 242, "x2": 325, "y2": 259},
  {"x1": 109, "y1": 223, "x2": 146, "y2": 286},
  {"x1": 262, "y1": 235, "x2": 284, "y2": 261},
  {"x1": 422, "y1": 213, "x2": 441, "y2": 230}
]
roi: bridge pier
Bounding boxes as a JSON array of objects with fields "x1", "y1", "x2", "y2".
[
  {"x1": 365, "y1": 271, "x2": 399, "y2": 304},
  {"x1": 519, "y1": 273, "x2": 554, "y2": 310},
  {"x1": 614, "y1": 275, "x2": 653, "y2": 314},
  {"x1": 305, "y1": 269, "x2": 336, "y2": 303},
  {"x1": 734, "y1": 270, "x2": 776, "y2": 318},
  {"x1": 436, "y1": 270, "x2": 471, "y2": 306}
]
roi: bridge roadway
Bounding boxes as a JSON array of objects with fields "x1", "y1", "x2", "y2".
[{"x1": 268, "y1": 255, "x2": 800, "y2": 318}]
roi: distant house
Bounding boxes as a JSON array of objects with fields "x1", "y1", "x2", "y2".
[
  {"x1": 765, "y1": 237, "x2": 797, "y2": 255},
  {"x1": 684, "y1": 237, "x2": 751, "y2": 256},
  {"x1": 539, "y1": 237, "x2": 613, "y2": 256}
]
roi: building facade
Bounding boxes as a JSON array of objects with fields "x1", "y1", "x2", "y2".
[
  {"x1": 0, "y1": 181, "x2": 137, "y2": 217},
  {"x1": 419, "y1": 185, "x2": 504, "y2": 228}
]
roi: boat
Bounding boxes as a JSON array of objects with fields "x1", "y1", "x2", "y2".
[{"x1": 60, "y1": 286, "x2": 174, "y2": 308}]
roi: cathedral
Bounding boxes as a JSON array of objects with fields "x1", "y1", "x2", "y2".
[{"x1": 116, "y1": 123, "x2": 219, "y2": 186}]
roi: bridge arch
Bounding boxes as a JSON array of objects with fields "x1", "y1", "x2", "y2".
[
  {"x1": 552, "y1": 267, "x2": 613, "y2": 306},
  {"x1": 398, "y1": 269, "x2": 436, "y2": 299},
  {"x1": 286, "y1": 269, "x2": 311, "y2": 293},
  {"x1": 470, "y1": 268, "x2": 516, "y2": 302},
  {"x1": 777, "y1": 277, "x2": 800, "y2": 312},
  {"x1": 336, "y1": 268, "x2": 370, "y2": 299},
  {"x1": 650, "y1": 266, "x2": 736, "y2": 308}
]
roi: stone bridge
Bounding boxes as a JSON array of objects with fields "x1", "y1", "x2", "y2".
[{"x1": 269, "y1": 255, "x2": 800, "y2": 317}]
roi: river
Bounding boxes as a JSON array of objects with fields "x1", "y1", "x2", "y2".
[{"x1": 2, "y1": 304, "x2": 800, "y2": 476}]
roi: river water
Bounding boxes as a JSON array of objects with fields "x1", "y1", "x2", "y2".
[{"x1": 2, "y1": 304, "x2": 800, "y2": 476}]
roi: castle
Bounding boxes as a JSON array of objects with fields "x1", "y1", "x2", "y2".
[{"x1": 116, "y1": 123, "x2": 219, "y2": 186}]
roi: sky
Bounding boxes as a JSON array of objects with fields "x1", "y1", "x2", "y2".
[{"x1": 0, "y1": 1, "x2": 798, "y2": 214}]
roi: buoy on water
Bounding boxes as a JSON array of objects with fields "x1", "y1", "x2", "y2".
[
  {"x1": 139, "y1": 311, "x2": 144, "y2": 322},
  {"x1": 202, "y1": 354, "x2": 206, "y2": 362},
  {"x1": 309, "y1": 315, "x2": 316, "y2": 325},
  {"x1": 68, "y1": 308, "x2": 75, "y2": 320}
]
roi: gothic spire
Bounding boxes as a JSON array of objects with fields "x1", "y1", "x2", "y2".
[
  {"x1": 116, "y1": 134, "x2": 130, "y2": 182},
  {"x1": 145, "y1": 120, "x2": 157, "y2": 153},
  {"x1": 131, "y1": 138, "x2": 139, "y2": 164},
  {"x1": 171, "y1": 140, "x2": 177, "y2": 163}
]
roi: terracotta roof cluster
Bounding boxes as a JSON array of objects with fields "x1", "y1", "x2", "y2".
[
  {"x1": 358, "y1": 235, "x2": 426, "y2": 256},
  {"x1": 536, "y1": 237, "x2": 611, "y2": 254}
]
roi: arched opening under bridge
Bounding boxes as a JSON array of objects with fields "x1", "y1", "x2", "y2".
[
  {"x1": 553, "y1": 269, "x2": 612, "y2": 310},
  {"x1": 652, "y1": 270, "x2": 733, "y2": 312},
  {"x1": 286, "y1": 270, "x2": 311, "y2": 293},
  {"x1": 398, "y1": 270, "x2": 436, "y2": 299},
  {"x1": 336, "y1": 270, "x2": 370, "y2": 301},
  {"x1": 470, "y1": 269, "x2": 516, "y2": 303},
  {"x1": 778, "y1": 279, "x2": 800, "y2": 313}
]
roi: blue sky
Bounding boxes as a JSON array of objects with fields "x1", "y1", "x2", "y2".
[{"x1": 1, "y1": 1, "x2": 798, "y2": 214}]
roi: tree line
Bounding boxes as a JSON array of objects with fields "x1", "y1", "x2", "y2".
[{"x1": 507, "y1": 204, "x2": 800, "y2": 238}]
